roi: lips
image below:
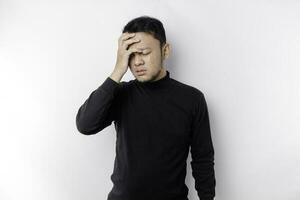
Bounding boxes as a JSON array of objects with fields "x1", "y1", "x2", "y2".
[
  {"x1": 136, "y1": 69, "x2": 146, "y2": 75},
  {"x1": 136, "y1": 69, "x2": 146, "y2": 73}
]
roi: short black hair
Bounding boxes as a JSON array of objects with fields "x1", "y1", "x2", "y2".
[{"x1": 122, "y1": 15, "x2": 167, "y2": 49}]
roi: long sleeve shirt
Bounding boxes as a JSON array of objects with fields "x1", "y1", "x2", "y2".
[{"x1": 76, "y1": 70, "x2": 216, "y2": 200}]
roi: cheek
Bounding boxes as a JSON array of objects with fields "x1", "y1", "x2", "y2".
[
  {"x1": 149, "y1": 53, "x2": 161, "y2": 65},
  {"x1": 148, "y1": 54, "x2": 158, "y2": 64}
]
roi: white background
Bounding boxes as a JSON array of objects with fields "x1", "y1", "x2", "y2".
[{"x1": 1, "y1": 0, "x2": 300, "y2": 200}]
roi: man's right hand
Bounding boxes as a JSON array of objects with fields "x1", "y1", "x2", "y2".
[{"x1": 110, "y1": 32, "x2": 142, "y2": 83}]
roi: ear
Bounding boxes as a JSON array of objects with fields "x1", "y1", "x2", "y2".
[{"x1": 161, "y1": 43, "x2": 170, "y2": 60}]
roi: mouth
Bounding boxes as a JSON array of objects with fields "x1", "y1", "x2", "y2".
[{"x1": 136, "y1": 69, "x2": 147, "y2": 76}]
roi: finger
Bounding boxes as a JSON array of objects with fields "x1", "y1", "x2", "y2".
[
  {"x1": 123, "y1": 38, "x2": 141, "y2": 50},
  {"x1": 120, "y1": 32, "x2": 136, "y2": 42},
  {"x1": 127, "y1": 48, "x2": 143, "y2": 54}
]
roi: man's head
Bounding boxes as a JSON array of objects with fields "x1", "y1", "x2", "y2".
[{"x1": 122, "y1": 16, "x2": 170, "y2": 83}]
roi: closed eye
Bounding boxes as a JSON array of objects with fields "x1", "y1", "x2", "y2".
[
  {"x1": 142, "y1": 51, "x2": 151, "y2": 55},
  {"x1": 135, "y1": 52, "x2": 150, "y2": 56}
]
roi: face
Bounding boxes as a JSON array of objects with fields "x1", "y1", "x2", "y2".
[{"x1": 127, "y1": 32, "x2": 169, "y2": 83}]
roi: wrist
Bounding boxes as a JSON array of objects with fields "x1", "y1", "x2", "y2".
[{"x1": 109, "y1": 69, "x2": 125, "y2": 83}]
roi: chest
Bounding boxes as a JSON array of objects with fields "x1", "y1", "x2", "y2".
[{"x1": 119, "y1": 88, "x2": 193, "y2": 144}]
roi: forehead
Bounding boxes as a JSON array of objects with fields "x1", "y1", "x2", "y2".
[{"x1": 129, "y1": 32, "x2": 160, "y2": 50}]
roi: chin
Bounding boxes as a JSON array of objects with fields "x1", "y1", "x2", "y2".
[
  {"x1": 136, "y1": 76, "x2": 150, "y2": 82},
  {"x1": 136, "y1": 77, "x2": 147, "y2": 82}
]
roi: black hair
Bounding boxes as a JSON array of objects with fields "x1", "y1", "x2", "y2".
[{"x1": 122, "y1": 15, "x2": 167, "y2": 49}]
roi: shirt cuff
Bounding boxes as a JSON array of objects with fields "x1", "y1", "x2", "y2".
[{"x1": 99, "y1": 77, "x2": 122, "y2": 95}]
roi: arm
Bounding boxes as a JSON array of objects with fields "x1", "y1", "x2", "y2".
[
  {"x1": 75, "y1": 76, "x2": 124, "y2": 135},
  {"x1": 190, "y1": 92, "x2": 216, "y2": 200},
  {"x1": 76, "y1": 32, "x2": 143, "y2": 135}
]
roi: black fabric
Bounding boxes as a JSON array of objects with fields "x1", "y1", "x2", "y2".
[{"x1": 76, "y1": 70, "x2": 216, "y2": 200}]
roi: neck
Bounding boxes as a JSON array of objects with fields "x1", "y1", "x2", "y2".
[
  {"x1": 134, "y1": 68, "x2": 170, "y2": 89},
  {"x1": 152, "y1": 67, "x2": 167, "y2": 82}
]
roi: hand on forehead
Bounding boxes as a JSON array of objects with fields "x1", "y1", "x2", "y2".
[
  {"x1": 128, "y1": 41, "x2": 149, "y2": 52},
  {"x1": 128, "y1": 32, "x2": 154, "y2": 50}
]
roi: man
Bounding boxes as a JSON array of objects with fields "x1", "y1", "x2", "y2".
[{"x1": 76, "y1": 15, "x2": 216, "y2": 200}]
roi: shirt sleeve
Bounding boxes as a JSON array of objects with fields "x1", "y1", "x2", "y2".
[
  {"x1": 190, "y1": 92, "x2": 216, "y2": 200},
  {"x1": 76, "y1": 77, "x2": 124, "y2": 135}
]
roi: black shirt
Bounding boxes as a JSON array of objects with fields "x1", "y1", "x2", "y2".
[{"x1": 76, "y1": 70, "x2": 216, "y2": 200}]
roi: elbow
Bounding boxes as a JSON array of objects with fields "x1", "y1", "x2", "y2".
[
  {"x1": 76, "y1": 120, "x2": 95, "y2": 135},
  {"x1": 76, "y1": 122, "x2": 96, "y2": 135},
  {"x1": 75, "y1": 107, "x2": 111, "y2": 135},
  {"x1": 75, "y1": 113, "x2": 98, "y2": 135}
]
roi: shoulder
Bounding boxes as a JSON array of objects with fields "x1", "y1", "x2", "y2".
[
  {"x1": 170, "y1": 78, "x2": 208, "y2": 115},
  {"x1": 169, "y1": 78, "x2": 205, "y2": 100}
]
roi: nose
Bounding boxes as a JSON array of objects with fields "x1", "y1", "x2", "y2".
[{"x1": 134, "y1": 54, "x2": 144, "y2": 66}]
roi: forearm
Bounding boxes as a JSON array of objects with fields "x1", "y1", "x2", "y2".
[{"x1": 76, "y1": 76, "x2": 122, "y2": 135}]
